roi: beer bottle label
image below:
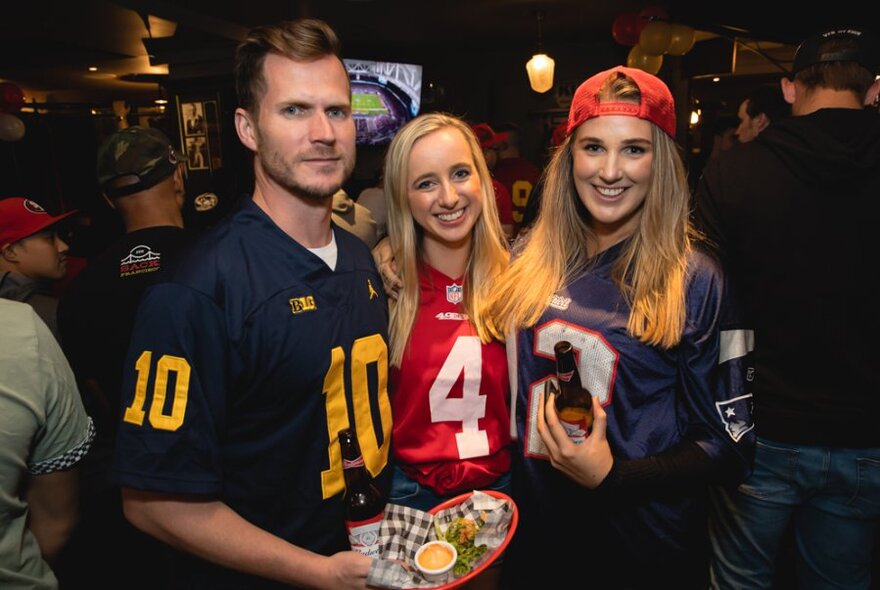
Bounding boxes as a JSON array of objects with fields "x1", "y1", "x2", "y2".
[
  {"x1": 345, "y1": 513, "x2": 384, "y2": 558},
  {"x1": 558, "y1": 407, "x2": 591, "y2": 444},
  {"x1": 343, "y1": 456, "x2": 366, "y2": 469}
]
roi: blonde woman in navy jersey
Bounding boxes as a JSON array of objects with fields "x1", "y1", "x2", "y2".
[{"x1": 485, "y1": 67, "x2": 756, "y2": 588}]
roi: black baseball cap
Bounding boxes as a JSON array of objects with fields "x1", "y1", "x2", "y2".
[{"x1": 791, "y1": 28, "x2": 879, "y2": 76}]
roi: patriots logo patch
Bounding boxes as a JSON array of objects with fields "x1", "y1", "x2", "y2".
[
  {"x1": 715, "y1": 394, "x2": 755, "y2": 442},
  {"x1": 446, "y1": 283, "x2": 463, "y2": 304}
]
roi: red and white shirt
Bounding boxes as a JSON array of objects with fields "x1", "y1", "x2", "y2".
[{"x1": 391, "y1": 264, "x2": 511, "y2": 496}]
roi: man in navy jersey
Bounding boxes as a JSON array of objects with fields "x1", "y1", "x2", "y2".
[{"x1": 112, "y1": 18, "x2": 391, "y2": 589}]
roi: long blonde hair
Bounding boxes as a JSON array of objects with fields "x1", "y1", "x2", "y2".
[
  {"x1": 384, "y1": 113, "x2": 509, "y2": 366},
  {"x1": 488, "y1": 74, "x2": 694, "y2": 349}
]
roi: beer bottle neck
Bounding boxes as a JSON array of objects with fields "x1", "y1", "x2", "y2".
[{"x1": 342, "y1": 455, "x2": 371, "y2": 488}]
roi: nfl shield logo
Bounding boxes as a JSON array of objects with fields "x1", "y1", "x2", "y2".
[{"x1": 446, "y1": 283, "x2": 463, "y2": 304}]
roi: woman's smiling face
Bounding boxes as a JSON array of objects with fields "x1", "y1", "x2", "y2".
[{"x1": 571, "y1": 114, "x2": 654, "y2": 247}]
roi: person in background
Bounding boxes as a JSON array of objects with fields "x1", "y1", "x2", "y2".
[
  {"x1": 492, "y1": 122, "x2": 541, "y2": 235},
  {"x1": 60, "y1": 125, "x2": 190, "y2": 440},
  {"x1": 382, "y1": 112, "x2": 511, "y2": 590},
  {"x1": 332, "y1": 188, "x2": 379, "y2": 248},
  {"x1": 469, "y1": 122, "x2": 515, "y2": 240},
  {"x1": 0, "y1": 298, "x2": 94, "y2": 590},
  {"x1": 517, "y1": 121, "x2": 566, "y2": 235},
  {"x1": 357, "y1": 170, "x2": 388, "y2": 241},
  {"x1": 486, "y1": 66, "x2": 755, "y2": 588},
  {"x1": 734, "y1": 83, "x2": 790, "y2": 143},
  {"x1": 693, "y1": 28, "x2": 880, "y2": 589},
  {"x1": 0, "y1": 198, "x2": 77, "y2": 339},
  {"x1": 112, "y1": 18, "x2": 391, "y2": 589},
  {"x1": 55, "y1": 125, "x2": 192, "y2": 589}
]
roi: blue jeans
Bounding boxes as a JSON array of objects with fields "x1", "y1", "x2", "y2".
[
  {"x1": 709, "y1": 437, "x2": 880, "y2": 589},
  {"x1": 388, "y1": 464, "x2": 513, "y2": 512}
]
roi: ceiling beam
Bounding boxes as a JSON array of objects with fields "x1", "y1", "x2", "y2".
[{"x1": 112, "y1": 0, "x2": 250, "y2": 41}]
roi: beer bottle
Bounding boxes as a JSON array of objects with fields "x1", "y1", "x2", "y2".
[
  {"x1": 338, "y1": 428, "x2": 386, "y2": 557},
  {"x1": 553, "y1": 340, "x2": 594, "y2": 444}
]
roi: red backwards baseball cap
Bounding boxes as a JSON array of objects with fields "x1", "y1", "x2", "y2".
[
  {"x1": 0, "y1": 198, "x2": 78, "y2": 248},
  {"x1": 469, "y1": 123, "x2": 510, "y2": 150},
  {"x1": 566, "y1": 66, "x2": 676, "y2": 139}
]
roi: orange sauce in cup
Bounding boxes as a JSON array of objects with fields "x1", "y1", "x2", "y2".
[{"x1": 418, "y1": 543, "x2": 453, "y2": 570}]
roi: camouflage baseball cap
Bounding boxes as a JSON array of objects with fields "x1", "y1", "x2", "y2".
[{"x1": 96, "y1": 126, "x2": 185, "y2": 198}]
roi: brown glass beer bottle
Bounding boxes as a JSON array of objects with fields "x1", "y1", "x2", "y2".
[
  {"x1": 553, "y1": 340, "x2": 594, "y2": 444},
  {"x1": 338, "y1": 428, "x2": 385, "y2": 557}
]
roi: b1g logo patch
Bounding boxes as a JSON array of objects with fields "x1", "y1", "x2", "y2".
[
  {"x1": 446, "y1": 283, "x2": 462, "y2": 304},
  {"x1": 289, "y1": 295, "x2": 317, "y2": 314},
  {"x1": 715, "y1": 394, "x2": 755, "y2": 442}
]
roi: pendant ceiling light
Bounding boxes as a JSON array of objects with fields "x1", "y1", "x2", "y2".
[{"x1": 526, "y1": 10, "x2": 555, "y2": 93}]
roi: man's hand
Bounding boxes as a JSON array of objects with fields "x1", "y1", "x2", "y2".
[
  {"x1": 319, "y1": 551, "x2": 373, "y2": 589},
  {"x1": 371, "y1": 237, "x2": 402, "y2": 300}
]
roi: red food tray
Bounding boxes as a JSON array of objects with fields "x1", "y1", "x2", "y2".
[{"x1": 407, "y1": 490, "x2": 518, "y2": 590}]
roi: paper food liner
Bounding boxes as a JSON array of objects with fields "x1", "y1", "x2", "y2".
[{"x1": 366, "y1": 491, "x2": 513, "y2": 589}]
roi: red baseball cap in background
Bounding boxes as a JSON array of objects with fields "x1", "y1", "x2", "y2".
[
  {"x1": 469, "y1": 123, "x2": 511, "y2": 150},
  {"x1": 0, "y1": 198, "x2": 78, "y2": 248}
]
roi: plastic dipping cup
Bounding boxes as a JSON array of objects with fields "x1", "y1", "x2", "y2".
[{"x1": 415, "y1": 540, "x2": 457, "y2": 582}]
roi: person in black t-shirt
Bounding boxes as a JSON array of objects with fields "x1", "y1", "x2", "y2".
[{"x1": 55, "y1": 125, "x2": 194, "y2": 590}]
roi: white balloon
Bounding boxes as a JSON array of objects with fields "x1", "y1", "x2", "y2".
[{"x1": 0, "y1": 113, "x2": 25, "y2": 142}]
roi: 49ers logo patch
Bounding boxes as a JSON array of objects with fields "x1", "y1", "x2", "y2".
[{"x1": 23, "y1": 199, "x2": 47, "y2": 214}]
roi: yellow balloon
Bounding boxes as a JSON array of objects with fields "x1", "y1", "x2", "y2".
[
  {"x1": 0, "y1": 113, "x2": 25, "y2": 142},
  {"x1": 627, "y1": 45, "x2": 663, "y2": 74},
  {"x1": 667, "y1": 23, "x2": 696, "y2": 56},
  {"x1": 638, "y1": 20, "x2": 672, "y2": 55}
]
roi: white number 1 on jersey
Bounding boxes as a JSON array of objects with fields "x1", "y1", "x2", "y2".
[{"x1": 428, "y1": 336, "x2": 488, "y2": 459}]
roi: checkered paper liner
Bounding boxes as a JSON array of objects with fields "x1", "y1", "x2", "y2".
[{"x1": 367, "y1": 491, "x2": 513, "y2": 589}]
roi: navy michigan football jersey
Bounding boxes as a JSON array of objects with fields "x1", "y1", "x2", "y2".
[
  {"x1": 112, "y1": 198, "x2": 391, "y2": 588},
  {"x1": 504, "y1": 239, "x2": 755, "y2": 583}
]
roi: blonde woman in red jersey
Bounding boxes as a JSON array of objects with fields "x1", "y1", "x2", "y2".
[{"x1": 383, "y1": 113, "x2": 512, "y2": 520}]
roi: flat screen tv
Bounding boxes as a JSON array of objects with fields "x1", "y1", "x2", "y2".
[{"x1": 344, "y1": 59, "x2": 422, "y2": 146}]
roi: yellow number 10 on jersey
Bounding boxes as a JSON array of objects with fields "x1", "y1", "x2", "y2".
[{"x1": 121, "y1": 334, "x2": 392, "y2": 500}]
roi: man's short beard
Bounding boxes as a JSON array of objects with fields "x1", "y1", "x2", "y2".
[
  {"x1": 296, "y1": 184, "x2": 341, "y2": 203},
  {"x1": 260, "y1": 151, "x2": 352, "y2": 203}
]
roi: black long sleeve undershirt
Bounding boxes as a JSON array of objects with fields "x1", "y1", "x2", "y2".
[{"x1": 593, "y1": 440, "x2": 715, "y2": 497}]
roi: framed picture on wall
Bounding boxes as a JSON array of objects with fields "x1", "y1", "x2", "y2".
[
  {"x1": 182, "y1": 101, "x2": 205, "y2": 135},
  {"x1": 185, "y1": 136, "x2": 208, "y2": 170},
  {"x1": 176, "y1": 96, "x2": 222, "y2": 172}
]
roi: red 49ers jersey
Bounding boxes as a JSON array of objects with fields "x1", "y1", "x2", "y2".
[{"x1": 391, "y1": 264, "x2": 511, "y2": 496}]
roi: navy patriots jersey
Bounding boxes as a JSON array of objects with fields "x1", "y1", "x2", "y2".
[
  {"x1": 505, "y1": 240, "x2": 754, "y2": 583},
  {"x1": 112, "y1": 198, "x2": 391, "y2": 588}
]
